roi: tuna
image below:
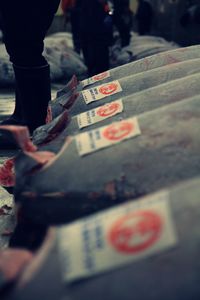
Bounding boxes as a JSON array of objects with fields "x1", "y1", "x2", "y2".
[
  {"x1": 57, "y1": 44, "x2": 200, "y2": 96},
  {"x1": 132, "y1": 45, "x2": 178, "y2": 60},
  {"x1": 10, "y1": 95, "x2": 200, "y2": 225},
  {"x1": 5, "y1": 177, "x2": 200, "y2": 300},
  {"x1": 33, "y1": 71, "x2": 200, "y2": 147},
  {"x1": 51, "y1": 62, "x2": 200, "y2": 119},
  {"x1": 3, "y1": 65, "x2": 200, "y2": 192}
]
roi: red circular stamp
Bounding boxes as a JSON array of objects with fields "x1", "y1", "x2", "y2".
[
  {"x1": 97, "y1": 102, "x2": 120, "y2": 117},
  {"x1": 99, "y1": 83, "x2": 118, "y2": 95},
  {"x1": 93, "y1": 72, "x2": 109, "y2": 81},
  {"x1": 108, "y1": 211, "x2": 162, "y2": 254},
  {"x1": 103, "y1": 121, "x2": 133, "y2": 141}
]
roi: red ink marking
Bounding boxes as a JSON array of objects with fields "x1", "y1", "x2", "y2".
[
  {"x1": 103, "y1": 121, "x2": 133, "y2": 141},
  {"x1": 166, "y1": 54, "x2": 180, "y2": 64},
  {"x1": 109, "y1": 210, "x2": 162, "y2": 254},
  {"x1": 97, "y1": 102, "x2": 120, "y2": 117},
  {"x1": 99, "y1": 82, "x2": 118, "y2": 95},
  {"x1": 93, "y1": 72, "x2": 109, "y2": 81}
]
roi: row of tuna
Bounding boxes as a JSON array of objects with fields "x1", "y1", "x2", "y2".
[
  {"x1": 1, "y1": 44, "x2": 200, "y2": 299},
  {"x1": 0, "y1": 32, "x2": 178, "y2": 87},
  {"x1": 110, "y1": 33, "x2": 179, "y2": 67}
]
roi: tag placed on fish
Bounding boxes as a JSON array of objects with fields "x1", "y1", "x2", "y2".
[
  {"x1": 75, "y1": 117, "x2": 141, "y2": 156},
  {"x1": 82, "y1": 81, "x2": 122, "y2": 104},
  {"x1": 57, "y1": 191, "x2": 177, "y2": 282},
  {"x1": 77, "y1": 100, "x2": 123, "y2": 129},
  {"x1": 81, "y1": 71, "x2": 111, "y2": 88}
]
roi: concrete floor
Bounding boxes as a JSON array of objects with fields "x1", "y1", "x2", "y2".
[
  {"x1": 0, "y1": 85, "x2": 62, "y2": 249},
  {"x1": 0, "y1": 88, "x2": 16, "y2": 248}
]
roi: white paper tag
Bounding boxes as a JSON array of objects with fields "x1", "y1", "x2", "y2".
[
  {"x1": 81, "y1": 71, "x2": 111, "y2": 88},
  {"x1": 77, "y1": 100, "x2": 123, "y2": 129},
  {"x1": 75, "y1": 117, "x2": 141, "y2": 156},
  {"x1": 81, "y1": 81, "x2": 122, "y2": 104},
  {"x1": 58, "y1": 191, "x2": 177, "y2": 283}
]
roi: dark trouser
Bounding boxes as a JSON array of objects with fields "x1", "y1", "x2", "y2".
[
  {"x1": 113, "y1": 0, "x2": 132, "y2": 47},
  {"x1": 82, "y1": 40, "x2": 109, "y2": 77},
  {"x1": 136, "y1": 2, "x2": 153, "y2": 36},
  {"x1": 0, "y1": 0, "x2": 60, "y2": 133},
  {"x1": 114, "y1": 17, "x2": 131, "y2": 47},
  {"x1": 138, "y1": 26, "x2": 150, "y2": 36},
  {"x1": 70, "y1": 7, "x2": 81, "y2": 54},
  {"x1": 137, "y1": 18, "x2": 152, "y2": 35},
  {"x1": 0, "y1": 0, "x2": 60, "y2": 67}
]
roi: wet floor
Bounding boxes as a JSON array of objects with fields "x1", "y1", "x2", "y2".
[
  {"x1": 0, "y1": 88, "x2": 16, "y2": 248},
  {"x1": 0, "y1": 85, "x2": 62, "y2": 248}
]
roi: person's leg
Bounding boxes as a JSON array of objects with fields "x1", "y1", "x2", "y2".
[
  {"x1": 70, "y1": 8, "x2": 81, "y2": 54},
  {"x1": 0, "y1": 0, "x2": 60, "y2": 132},
  {"x1": 114, "y1": 13, "x2": 131, "y2": 47},
  {"x1": 81, "y1": 41, "x2": 95, "y2": 77},
  {"x1": 82, "y1": 40, "x2": 109, "y2": 77},
  {"x1": 0, "y1": 0, "x2": 59, "y2": 67},
  {"x1": 92, "y1": 42, "x2": 109, "y2": 76},
  {"x1": 136, "y1": 2, "x2": 153, "y2": 36}
]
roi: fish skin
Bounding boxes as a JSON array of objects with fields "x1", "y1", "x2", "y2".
[
  {"x1": 33, "y1": 71, "x2": 200, "y2": 149},
  {"x1": 6, "y1": 177, "x2": 200, "y2": 300},
  {"x1": 57, "y1": 44, "x2": 200, "y2": 97},
  {"x1": 14, "y1": 96, "x2": 200, "y2": 225},
  {"x1": 33, "y1": 60, "x2": 200, "y2": 146},
  {"x1": 67, "y1": 60, "x2": 200, "y2": 116}
]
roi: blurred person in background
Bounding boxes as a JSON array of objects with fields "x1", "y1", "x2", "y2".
[
  {"x1": 136, "y1": 0, "x2": 153, "y2": 35},
  {"x1": 112, "y1": 0, "x2": 133, "y2": 47},
  {"x1": 0, "y1": 0, "x2": 60, "y2": 147},
  {"x1": 79, "y1": 0, "x2": 113, "y2": 77},
  {"x1": 61, "y1": 0, "x2": 82, "y2": 54},
  {"x1": 180, "y1": 4, "x2": 200, "y2": 27},
  {"x1": 0, "y1": 12, "x2": 4, "y2": 41}
]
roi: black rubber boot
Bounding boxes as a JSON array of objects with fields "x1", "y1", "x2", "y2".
[
  {"x1": 0, "y1": 65, "x2": 51, "y2": 149},
  {"x1": 13, "y1": 64, "x2": 51, "y2": 134},
  {"x1": 0, "y1": 86, "x2": 23, "y2": 126}
]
